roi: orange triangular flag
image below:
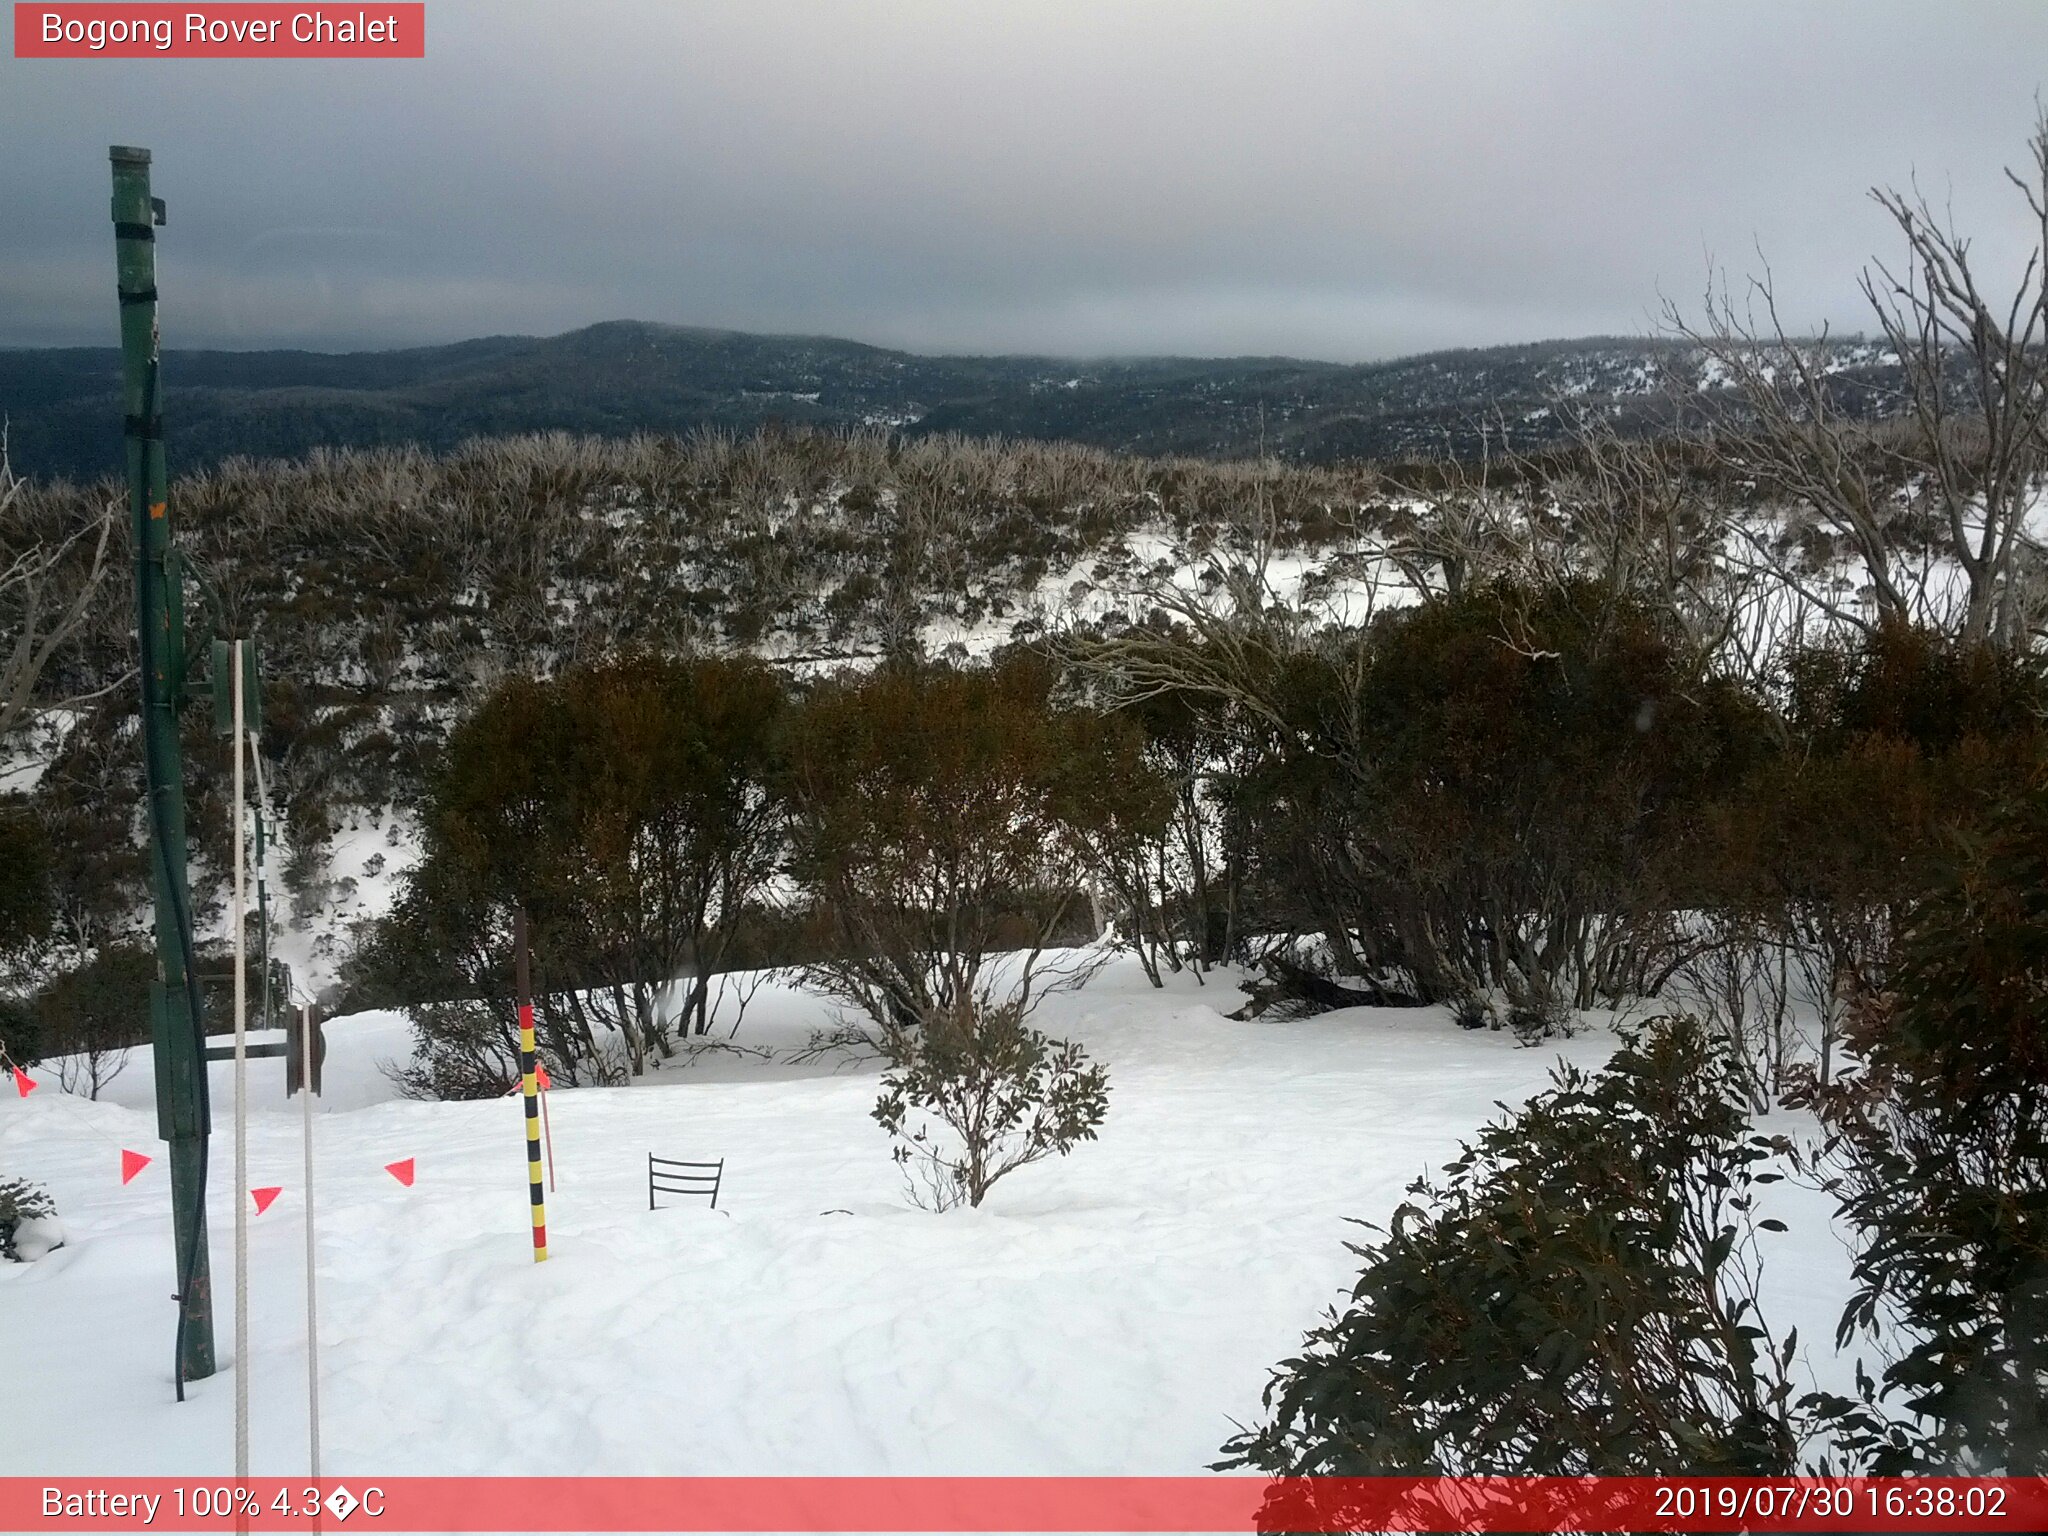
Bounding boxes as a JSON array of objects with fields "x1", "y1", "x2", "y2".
[
  {"x1": 121, "y1": 1149, "x2": 152, "y2": 1184},
  {"x1": 535, "y1": 1064, "x2": 551, "y2": 1091},
  {"x1": 10, "y1": 1066, "x2": 35, "y2": 1097},
  {"x1": 385, "y1": 1158, "x2": 415, "y2": 1187},
  {"x1": 251, "y1": 1186, "x2": 282, "y2": 1216}
]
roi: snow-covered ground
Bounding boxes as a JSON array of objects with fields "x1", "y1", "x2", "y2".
[{"x1": 0, "y1": 958, "x2": 1856, "y2": 1478}]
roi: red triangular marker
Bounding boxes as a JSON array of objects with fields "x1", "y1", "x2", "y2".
[
  {"x1": 251, "y1": 1186, "x2": 282, "y2": 1216},
  {"x1": 121, "y1": 1149, "x2": 152, "y2": 1184},
  {"x1": 10, "y1": 1066, "x2": 35, "y2": 1097},
  {"x1": 385, "y1": 1158, "x2": 415, "y2": 1187},
  {"x1": 535, "y1": 1065, "x2": 551, "y2": 1091}
]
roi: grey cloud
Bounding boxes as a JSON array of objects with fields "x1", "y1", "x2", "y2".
[{"x1": 1, "y1": 0, "x2": 2044, "y2": 359}]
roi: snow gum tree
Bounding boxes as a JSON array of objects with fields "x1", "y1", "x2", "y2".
[
  {"x1": 0, "y1": 430, "x2": 118, "y2": 745},
  {"x1": 1675, "y1": 112, "x2": 2048, "y2": 651},
  {"x1": 780, "y1": 654, "x2": 1168, "y2": 1037},
  {"x1": 386, "y1": 651, "x2": 785, "y2": 1086}
]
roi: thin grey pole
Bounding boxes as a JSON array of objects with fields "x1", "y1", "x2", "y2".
[
  {"x1": 231, "y1": 638, "x2": 250, "y2": 1482},
  {"x1": 300, "y1": 1000, "x2": 322, "y2": 1477}
]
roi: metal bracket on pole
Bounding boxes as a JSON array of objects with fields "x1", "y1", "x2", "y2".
[{"x1": 286, "y1": 1007, "x2": 326, "y2": 1098}]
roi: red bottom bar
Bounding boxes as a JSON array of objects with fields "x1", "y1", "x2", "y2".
[{"x1": 4, "y1": 1476, "x2": 2045, "y2": 1532}]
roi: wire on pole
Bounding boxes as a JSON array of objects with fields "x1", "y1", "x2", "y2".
[{"x1": 540, "y1": 1077, "x2": 556, "y2": 1193}]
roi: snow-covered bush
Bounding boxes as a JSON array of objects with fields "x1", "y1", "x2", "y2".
[
  {"x1": 871, "y1": 998, "x2": 1110, "y2": 1211},
  {"x1": 1, "y1": 1176, "x2": 58, "y2": 1262}
]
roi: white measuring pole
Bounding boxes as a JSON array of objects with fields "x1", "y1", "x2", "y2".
[
  {"x1": 300, "y1": 1000, "x2": 322, "y2": 1477},
  {"x1": 231, "y1": 639, "x2": 250, "y2": 1482}
]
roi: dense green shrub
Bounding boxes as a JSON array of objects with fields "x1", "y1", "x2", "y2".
[
  {"x1": 0, "y1": 806, "x2": 52, "y2": 966},
  {"x1": 1243, "y1": 580, "x2": 1767, "y2": 1011},
  {"x1": 1801, "y1": 777, "x2": 2048, "y2": 1474},
  {"x1": 1677, "y1": 623, "x2": 2048, "y2": 1095},
  {"x1": 1708, "y1": 624, "x2": 2048, "y2": 933},
  {"x1": 1220, "y1": 1016, "x2": 1805, "y2": 1476},
  {"x1": 1781, "y1": 618, "x2": 2048, "y2": 754},
  {"x1": 0, "y1": 996, "x2": 42, "y2": 1070}
]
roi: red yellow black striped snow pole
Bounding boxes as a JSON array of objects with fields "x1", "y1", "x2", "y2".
[{"x1": 514, "y1": 909, "x2": 548, "y2": 1262}]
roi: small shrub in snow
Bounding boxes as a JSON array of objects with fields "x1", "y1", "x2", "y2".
[
  {"x1": 1505, "y1": 994, "x2": 1578, "y2": 1046},
  {"x1": 0, "y1": 1176, "x2": 56, "y2": 1262},
  {"x1": 1449, "y1": 993, "x2": 1496, "y2": 1032},
  {"x1": 872, "y1": 998, "x2": 1110, "y2": 1211},
  {"x1": 385, "y1": 998, "x2": 524, "y2": 1101},
  {"x1": 1447, "y1": 990, "x2": 1576, "y2": 1044}
]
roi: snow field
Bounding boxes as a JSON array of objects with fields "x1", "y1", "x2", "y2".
[{"x1": 0, "y1": 959, "x2": 1855, "y2": 1478}]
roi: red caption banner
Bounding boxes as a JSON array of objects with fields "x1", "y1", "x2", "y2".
[
  {"x1": 2, "y1": 1477, "x2": 2047, "y2": 1532},
  {"x1": 13, "y1": 4, "x2": 424, "y2": 57}
]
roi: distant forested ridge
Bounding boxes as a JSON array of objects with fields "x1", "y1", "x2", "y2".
[{"x1": 0, "y1": 320, "x2": 1907, "y2": 482}]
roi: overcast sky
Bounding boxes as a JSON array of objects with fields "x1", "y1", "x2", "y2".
[{"x1": 2, "y1": 1, "x2": 2045, "y2": 361}]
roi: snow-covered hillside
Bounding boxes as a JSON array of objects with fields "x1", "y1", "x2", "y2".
[{"x1": 0, "y1": 959, "x2": 1856, "y2": 1478}]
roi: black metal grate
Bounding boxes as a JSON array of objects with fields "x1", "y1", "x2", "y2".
[{"x1": 648, "y1": 1154, "x2": 724, "y2": 1211}]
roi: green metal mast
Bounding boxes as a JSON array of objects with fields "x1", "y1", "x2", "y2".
[{"x1": 112, "y1": 145, "x2": 215, "y2": 1389}]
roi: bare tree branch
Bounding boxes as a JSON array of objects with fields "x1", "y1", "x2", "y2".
[
  {"x1": 0, "y1": 425, "x2": 123, "y2": 745},
  {"x1": 1670, "y1": 112, "x2": 2048, "y2": 650}
]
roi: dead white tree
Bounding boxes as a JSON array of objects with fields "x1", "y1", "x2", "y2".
[
  {"x1": 1377, "y1": 409, "x2": 1777, "y2": 687},
  {"x1": 0, "y1": 427, "x2": 122, "y2": 744},
  {"x1": 1861, "y1": 116, "x2": 2048, "y2": 647},
  {"x1": 1671, "y1": 112, "x2": 2048, "y2": 651},
  {"x1": 1377, "y1": 427, "x2": 1525, "y2": 603},
  {"x1": 1072, "y1": 446, "x2": 1364, "y2": 748}
]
